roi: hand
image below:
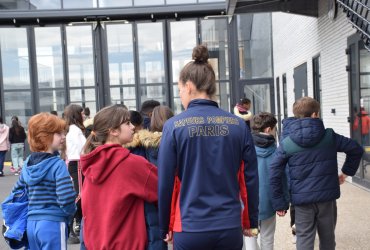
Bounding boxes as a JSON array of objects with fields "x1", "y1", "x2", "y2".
[
  {"x1": 243, "y1": 228, "x2": 259, "y2": 237},
  {"x1": 339, "y1": 173, "x2": 348, "y2": 185},
  {"x1": 164, "y1": 231, "x2": 173, "y2": 243},
  {"x1": 276, "y1": 210, "x2": 287, "y2": 217}
]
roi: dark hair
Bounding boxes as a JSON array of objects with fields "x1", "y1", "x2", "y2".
[
  {"x1": 130, "y1": 111, "x2": 143, "y2": 127},
  {"x1": 50, "y1": 110, "x2": 58, "y2": 116},
  {"x1": 11, "y1": 119, "x2": 22, "y2": 136},
  {"x1": 239, "y1": 98, "x2": 251, "y2": 105},
  {"x1": 179, "y1": 45, "x2": 216, "y2": 96},
  {"x1": 84, "y1": 107, "x2": 91, "y2": 117},
  {"x1": 150, "y1": 106, "x2": 174, "y2": 132},
  {"x1": 140, "y1": 100, "x2": 160, "y2": 116},
  {"x1": 83, "y1": 105, "x2": 131, "y2": 154},
  {"x1": 252, "y1": 112, "x2": 277, "y2": 133},
  {"x1": 293, "y1": 97, "x2": 320, "y2": 118},
  {"x1": 11, "y1": 116, "x2": 19, "y2": 122},
  {"x1": 64, "y1": 104, "x2": 85, "y2": 131}
]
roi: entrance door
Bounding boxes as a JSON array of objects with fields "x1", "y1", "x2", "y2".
[
  {"x1": 294, "y1": 62, "x2": 308, "y2": 100},
  {"x1": 348, "y1": 35, "x2": 370, "y2": 189},
  {"x1": 239, "y1": 79, "x2": 275, "y2": 115}
]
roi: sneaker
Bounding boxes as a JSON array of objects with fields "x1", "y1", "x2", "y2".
[
  {"x1": 67, "y1": 235, "x2": 80, "y2": 244},
  {"x1": 74, "y1": 224, "x2": 81, "y2": 234},
  {"x1": 292, "y1": 235, "x2": 297, "y2": 244},
  {"x1": 0, "y1": 171, "x2": 4, "y2": 177},
  {"x1": 292, "y1": 224, "x2": 296, "y2": 235},
  {"x1": 14, "y1": 173, "x2": 19, "y2": 176}
]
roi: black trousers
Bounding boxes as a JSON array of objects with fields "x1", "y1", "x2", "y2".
[{"x1": 68, "y1": 161, "x2": 82, "y2": 225}]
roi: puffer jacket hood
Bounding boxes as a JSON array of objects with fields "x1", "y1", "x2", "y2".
[
  {"x1": 124, "y1": 130, "x2": 162, "y2": 149},
  {"x1": 288, "y1": 118, "x2": 325, "y2": 147},
  {"x1": 252, "y1": 133, "x2": 275, "y2": 149},
  {"x1": 80, "y1": 144, "x2": 130, "y2": 184},
  {"x1": 281, "y1": 117, "x2": 297, "y2": 141},
  {"x1": 23, "y1": 154, "x2": 60, "y2": 186}
]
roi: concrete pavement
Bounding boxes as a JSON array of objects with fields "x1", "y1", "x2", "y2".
[{"x1": 0, "y1": 164, "x2": 369, "y2": 250}]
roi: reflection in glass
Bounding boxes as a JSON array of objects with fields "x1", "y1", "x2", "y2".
[
  {"x1": 0, "y1": 28, "x2": 31, "y2": 90},
  {"x1": 4, "y1": 91, "x2": 32, "y2": 129},
  {"x1": 137, "y1": 23, "x2": 165, "y2": 84},
  {"x1": 201, "y1": 18, "x2": 229, "y2": 80},
  {"x1": 172, "y1": 85, "x2": 183, "y2": 114},
  {"x1": 29, "y1": 0, "x2": 61, "y2": 9},
  {"x1": 238, "y1": 13, "x2": 273, "y2": 79},
  {"x1": 39, "y1": 90, "x2": 65, "y2": 115},
  {"x1": 111, "y1": 87, "x2": 136, "y2": 110},
  {"x1": 244, "y1": 84, "x2": 271, "y2": 114},
  {"x1": 66, "y1": 26, "x2": 95, "y2": 87},
  {"x1": 199, "y1": 0, "x2": 225, "y2": 2},
  {"x1": 63, "y1": 0, "x2": 97, "y2": 8},
  {"x1": 140, "y1": 85, "x2": 166, "y2": 104},
  {"x1": 70, "y1": 88, "x2": 97, "y2": 115},
  {"x1": 35, "y1": 27, "x2": 64, "y2": 88},
  {"x1": 106, "y1": 24, "x2": 135, "y2": 86},
  {"x1": 214, "y1": 82, "x2": 230, "y2": 112},
  {"x1": 0, "y1": 0, "x2": 29, "y2": 10},
  {"x1": 135, "y1": 0, "x2": 164, "y2": 6},
  {"x1": 99, "y1": 0, "x2": 132, "y2": 7},
  {"x1": 170, "y1": 21, "x2": 196, "y2": 81},
  {"x1": 167, "y1": 0, "x2": 196, "y2": 4}
]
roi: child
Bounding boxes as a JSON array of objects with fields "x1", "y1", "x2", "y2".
[
  {"x1": 9, "y1": 116, "x2": 27, "y2": 175},
  {"x1": 80, "y1": 104, "x2": 158, "y2": 250},
  {"x1": 11, "y1": 113, "x2": 76, "y2": 249},
  {"x1": 0, "y1": 116, "x2": 10, "y2": 176},
  {"x1": 234, "y1": 98, "x2": 252, "y2": 127},
  {"x1": 140, "y1": 100, "x2": 161, "y2": 129},
  {"x1": 126, "y1": 110, "x2": 146, "y2": 158},
  {"x1": 249, "y1": 112, "x2": 288, "y2": 250},
  {"x1": 64, "y1": 104, "x2": 86, "y2": 241},
  {"x1": 269, "y1": 97, "x2": 363, "y2": 250}
]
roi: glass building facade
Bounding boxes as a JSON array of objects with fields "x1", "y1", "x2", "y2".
[{"x1": 0, "y1": 1, "x2": 273, "y2": 128}]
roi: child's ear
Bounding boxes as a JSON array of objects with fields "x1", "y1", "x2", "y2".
[
  {"x1": 311, "y1": 112, "x2": 319, "y2": 118},
  {"x1": 109, "y1": 128, "x2": 120, "y2": 137},
  {"x1": 263, "y1": 127, "x2": 271, "y2": 133}
]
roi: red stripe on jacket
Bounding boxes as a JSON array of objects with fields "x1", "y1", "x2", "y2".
[{"x1": 238, "y1": 161, "x2": 251, "y2": 229}]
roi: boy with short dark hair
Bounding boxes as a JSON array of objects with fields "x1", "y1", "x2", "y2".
[
  {"x1": 270, "y1": 97, "x2": 363, "y2": 250},
  {"x1": 11, "y1": 113, "x2": 76, "y2": 249},
  {"x1": 140, "y1": 100, "x2": 160, "y2": 129},
  {"x1": 249, "y1": 112, "x2": 288, "y2": 250}
]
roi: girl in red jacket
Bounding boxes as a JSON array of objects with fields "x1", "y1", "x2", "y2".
[{"x1": 80, "y1": 104, "x2": 158, "y2": 250}]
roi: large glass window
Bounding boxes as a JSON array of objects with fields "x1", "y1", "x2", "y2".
[
  {"x1": 66, "y1": 25, "x2": 97, "y2": 112},
  {"x1": 244, "y1": 83, "x2": 271, "y2": 114},
  {"x1": 99, "y1": 0, "x2": 132, "y2": 7},
  {"x1": 4, "y1": 91, "x2": 32, "y2": 128},
  {"x1": 0, "y1": 0, "x2": 29, "y2": 10},
  {"x1": 238, "y1": 13, "x2": 273, "y2": 79},
  {"x1": 201, "y1": 18, "x2": 230, "y2": 111},
  {"x1": 167, "y1": 0, "x2": 196, "y2": 4},
  {"x1": 63, "y1": 0, "x2": 97, "y2": 8},
  {"x1": 137, "y1": 22, "x2": 165, "y2": 84},
  {"x1": 39, "y1": 90, "x2": 66, "y2": 115},
  {"x1": 106, "y1": 23, "x2": 136, "y2": 107},
  {"x1": 29, "y1": 0, "x2": 61, "y2": 9},
  {"x1": 135, "y1": 0, "x2": 164, "y2": 6}
]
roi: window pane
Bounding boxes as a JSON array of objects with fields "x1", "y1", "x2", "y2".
[
  {"x1": 214, "y1": 82, "x2": 230, "y2": 112},
  {"x1": 172, "y1": 85, "x2": 183, "y2": 114},
  {"x1": 238, "y1": 13, "x2": 273, "y2": 79},
  {"x1": 66, "y1": 26, "x2": 95, "y2": 87},
  {"x1": 167, "y1": 0, "x2": 196, "y2": 4},
  {"x1": 0, "y1": 28, "x2": 31, "y2": 90},
  {"x1": 106, "y1": 24, "x2": 135, "y2": 86},
  {"x1": 111, "y1": 87, "x2": 137, "y2": 110},
  {"x1": 137, "y1": 22, "x2": 165, "y2": 84},
  {"x1": 135, "y1": 0, "x2": 164, "y2": 6},
  {"x1": 140, "y1": 85, "x2": 166, "y2": 105},
  {"x1": 199, "y1": 0, "x2": 225, "y2": 2},
  {"x1": 30, "y1": 0, "x2": 61, "y2": 9},
  {"x1": 0, "y1": 0, "x2": 29, "y2": 10},
  {"x1": 99, "y1": 0, "x2": 132, "y2": 7},
  {"x1": 39, "y1": 90, "x2": 65, "y2": 115},
  {"x1": 35, "y1": 27, "x2": 64, "y2": 88},
  {"x1": 170, "y1": 20, "x2": 196, "y2": 82},
  {"x1": 63, "y1": 0, "x2": 97, "y2": 8},
  {"x1": 243, "y1": 84, "x2": 271, "y2": 114},
  {"x1": 201, "y1": 18, "x2": 229, "y2": 80},
  {"x1": 70, "y1": 88, "x2": 97, "y2": 114},
  {"x1": 4, "y1": 91, "x2": 32, "y2": 129}
]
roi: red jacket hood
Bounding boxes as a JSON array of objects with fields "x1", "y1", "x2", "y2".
[{"x1": 80, "y1": 144, "x2": 130, "y2": 184}]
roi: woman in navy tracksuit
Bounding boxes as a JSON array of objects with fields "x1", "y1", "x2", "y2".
[{"x1": 157, "y1": 45, "x2": 259, "y2": 250}]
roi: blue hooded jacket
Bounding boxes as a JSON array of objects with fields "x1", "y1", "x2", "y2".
[
  {"x1": 270, "y1": 118, "x2": 363, "y2": 210},
  {"x1": 158, "y1": 99, "x2": 258, "y2": 238},
  {"x1": 12, "y1": 153, "x2": 76, "y2": 222}
]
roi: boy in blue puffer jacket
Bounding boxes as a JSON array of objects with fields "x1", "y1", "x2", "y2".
[
  {"x1": 249, "y1": 112, "x2": 288, "y2": 250},
  {"x1": 270, "y1": 97, "x2": 363, "y2": 250}
]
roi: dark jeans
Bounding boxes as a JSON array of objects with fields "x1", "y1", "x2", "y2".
[
  {"x1": 0, "y1": 150, "x2": 7, "y2": 173},
  {"x1": 173, "y1": 227, "x2": 243, "y2": 250},
  {"x1": 68, "y1": 161, "x2": 82, "y2": 226},
  {"x1": 295, "y1": 200, "x2": 337, "y2": 250}
]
